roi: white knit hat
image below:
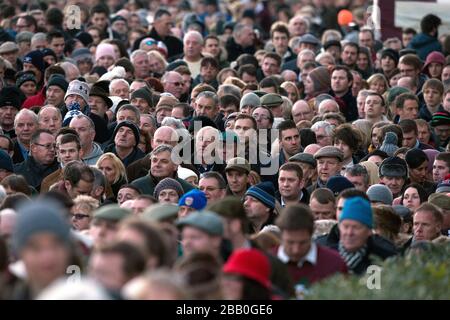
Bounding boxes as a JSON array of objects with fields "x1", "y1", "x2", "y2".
[{"x1": 64, "y1": 80, "x2": 90, "y2": 106}]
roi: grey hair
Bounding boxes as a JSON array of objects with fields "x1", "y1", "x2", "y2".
[
  {"x1": 109, "y1": 78, "x2": 130, "y2": 92},
  {"x1": 233, "y1": 23, "x2": 252, "y2": 39},
  {"x1": 196, "y1": 91, "x2": 218, "y2": 106},
  {"x1": 31, "y1": 32, "x2": 47, "y2": 43},
  {"x1": 217, "y1": 84, "x2": 241, "y2": 99},
  {"x1": 70, "y1": 114, "x2": 95, "y2": 131},
  {"x1": 14, "y1": 109, "x2": 38, "y2": 128},
  {"x1": 161, "y1": 117, "x2": 185, "y2": 129},
  {"x1": 38, "y1": 106, "x2": 62, "y2": 121},
  {"x1": 130, "y1": 49, "x2": 148, "y2": 62},
  {"x1": 311, "y1": 120, "x2": 335, "y2": 136},
  {"x1": 345, "y1": 164, "x2": 370, "y2": 186},
  {"x1": 183, "y1": 30, "x2": 204, "y2": 45},
  {"x1": 150, "y1": 144, "x2": 174, "y2": 157}
]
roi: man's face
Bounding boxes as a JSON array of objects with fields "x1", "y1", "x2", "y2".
[
  {"x1": 69, "y1": 117, "x2": 95, "y2": 149},
  {"x1": 67, "y1": 179, "x2": 93, "y2": 198},
  {"x1": 433, "y1": 159, "x2": 450, "y2": 183},
  {"x1": 150, "y1": 151, "x2": 177, "y2": 178},
  {"x1": 314, "y1": 127, "x2": 332, "y2": 147},
  {"x1": 233, "y1": 118, "x2": 255, "y2": 143},
  {"x1": 237, "y1": 27, "x2": 254, "y2": 48},
  {"x1": 358, "y1": 31, "x2": 373, "y2": 48},
  {"x1": 272, "y1": 31, "x2": 289, "y2": 54},
  {"x1": 132, "y1": 54, "x2": 150, "y2": 79},
  {"x1": 153, "y1": 14, "x2": 173, "y2": 37},
  {"x1": 111, "y1": 20, "x2": 128, "y2": 35},
  {"x1": 195, "y1": 129, "x2": 217, "y2": 160},
  {"x1": 280, "y1": 128, "x2": 301, "y2": 157},
  {"x1": 252, "y1": 107, "x2": 271, "y2": 129},
  {"x1": 199, "y1": 177, "x2": 225, "y2": 204},
  {"x1": 31, "y1": 132, "x2": 55, "y2": 165},
  {"x1": 49, "y1": 37, "x2": 65, "y2": 57},
  {"x1": 91, "y1": 12, "x2": 108, "y2": 30},
  {"x1": 90, "y1": 219, "x2": 118, "y2": 248},
  {"x1": 399, "y1": 99, "x2": 419, "y2": 120},
  {"x1": 380, "y1": 176, "x2": 406, "y2": 196},
  {"x1": 130, "y1": 97, "x2": 150, "y2": 114},
  {"x1": 241, "y1": 71, "x2": 257, "y2": 85},
  {"x1": 341, "y1": 45, "x2": 358, "y2": 66},
  {"x1": 344, "y1": 174, "x2": 368, "y2": 192},
  {"x1": 65, "y1": 94, "x2": 86, "y2": 109},
  {"x1": 423, "y1": 88, "x2": 442, "y2": 108},
  {"x1": 226, "y1": 170, "x2": 248, "y2": 195},
  {"x1": 0, "y1": 106, "x2": 18, "y2": 128},
  {"x1": 402, "y1": 32, "x2": 414, "y2": 47},
  {"x1": 200, "y1": 63, "x2": 218, "y2": 83},
  {"x1": 292, "y1": 101, "x2": 313, "y2": 123},
  {"x1": 413, "y1": 210, "x2": 441, "y2": 241},
  {"x1": 110, "y1": 82, "x2": 129, "y2": 100},
  {"x1": 364, "y1": 95, "x2": 384, "y2": 119},
  {"x1": 89, "y1": 96, "x2": 108, "y2": 117},
  {"x1": 402, "y1": 131, "x2": 417, "y2": 148},
  {"x1": 310, "y1": 198, "x2": 335, "y2": 220},
  {"x1": 409, "y1": 160, "x2": 428, "y2": 184},
  {"x1": 434, "y1": 124, "x2": 450, "y2": 143},
  {"x1": 339, "y1": 220, "x2": 371, "y2": 252},
  {"x1": 244, "y1": 195, "x2": 269, "y2": 221},
  {"x1": 262, "y1": 57, "x2": 280, "y2": 77},
  {"x1": 297, "y1": 53, "x2": 315, "y2": 71},
  {"x1": 15, "y1": 113, "x2": 38, "y2": 143},
  {"x1": 115, "y1": 126, "x2": 136, "y2": 149},
  {"x1": 181, "y1": 227, "x2": 216, "y2": 256},
  {"x1": 443, "y1": 93, "x2": 450, "y2": 112},
  {"x1": 442, "y1": 66, "x2": 450, "y2": 83},
  {"x1": 184, "y1": 34, "x2": 203, "y2": 60},
  {"x1": 21, "y1": 233, "x2": 69, "y2": 289},
  {"x1": 117, "y1": 109, "x2": 138, "y2": 124},
  {"x1": 381, "y1": 56, "x2": 396, "y2": 73},
  {"x1": 46, "y1": 86, "x2": 65, "y2": 106},
  {"x1": 278, "y1": 169, "x2": 302, "y2": 200},
  {"x1": 417, "y1": 124, "x2": 431, "y2": 144},
  {"x1": 117, "y1": 187, "x2": 139, "y2": 205},
  {"x1": 158, "y1": 188, "x2": 180, "y2": 204},
  {"x1": 163, "y1": 73, "x2": 183, "y2": 99},
  {"x1": 399, "y1": 63, "x2": 419, "y2": 79},
  {"x1": 0, "y1": 50, "x2": 18, "y2": 65},
  {"x1": 89, "y1": 252, "x2": 127, "y2": 291},
  {"x1": 331, "y1": 69, "x2": 351, "y2": 95},
  {"x1": 152, "y1": 127, "x2": 177, "y2": 148},
  {"x1": 281, "y1": 229, "x2": 312, "y2": 263},
  {"x1": 317, "y1": 157, "x2": 341, "y2": 182},
  {"x1": 58, "y1": 141, "x2": 80, "y2": 166},
  {"x1": 204, "y1": 38, "x2": 220, "y2": 57},
  {"x1": 326, "y1": 46, "x2": 341, "y2": 61},
  {"x1": 195, "y1": 96, "x2": 217, "y2": 120},
  {"x1": 131, "y1": 198, "x2": 153, "y2": 215}
]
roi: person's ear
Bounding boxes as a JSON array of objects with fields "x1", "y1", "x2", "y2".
[{"x1": 64, "y1": 180, "x2": 72, "y2": 192}]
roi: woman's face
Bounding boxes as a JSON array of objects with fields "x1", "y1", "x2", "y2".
[
  {"x1": 402, "y1": 187, "x2": 421, "y2": 211},
  {"x1": 98, "y1": 158, "x2": 116, "y2": 184},
  {"x1": 369, "y1": 79, "x2": 386, "y2": 95},
  {"x1": 221, "y1": 275, "x2": 243, "y2": 300},
  {"x1": 357, "y1": 52, "x2": 369, "y2": 71},
  {"x1": 371, "y1": 127, "x2": 382, "y2": 148},
  {"x1": 284, "y1": 85, "x2": 298, "y2": 103},
  {"x1": 304, "y1": 75, "x2": 314, "y2": 96},
  {"x1": 71, "y1": 205, "x2": 92, "y2": 231},
  {"x1": 389, "y1": 73, "x2": 401, "y2": 87}
]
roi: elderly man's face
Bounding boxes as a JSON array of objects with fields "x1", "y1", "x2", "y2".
[{"x1": 339, "y1": 219, "x2": 371, "y2": 252}]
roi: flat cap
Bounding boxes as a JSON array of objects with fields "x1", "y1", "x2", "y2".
[
  {"x1": 313, "y1": 146, "x2": 344, "y2": 162},
  {"x1": 289, "y1": 152, "x2": 317, "y2": 168}
]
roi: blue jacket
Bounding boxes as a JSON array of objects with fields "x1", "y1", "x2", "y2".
[{"x1": 407, "y1": 33, "x2": 442, "y2": 61}]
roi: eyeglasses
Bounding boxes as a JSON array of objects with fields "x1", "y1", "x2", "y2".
[
  {"x1": 252, "y1": 114, "x2": 270, "y2": 120},
  {"x1": 168, "y1": 81, "x2": 183, "y2": 87},
  {"x1": 34, "y1": 143, "x2": 56, "y2": 150},
  {"x1": 199, "y1": 186, "x2": 223, "y2": 192},
  {"x1": 72, "y1": 213, "x2": 90, "y2": 220}
]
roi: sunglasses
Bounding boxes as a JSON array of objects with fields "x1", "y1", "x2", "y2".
[
  {"x1": 72, "y1": 213, "x2": 90, "y2": 220},
  {"x1": 145, "y1": 40, "x2": 157, "y2": 46}
]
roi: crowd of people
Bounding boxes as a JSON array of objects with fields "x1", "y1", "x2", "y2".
[{"x1": 0, "y1": 0, "x2": 449, "y2": 300}]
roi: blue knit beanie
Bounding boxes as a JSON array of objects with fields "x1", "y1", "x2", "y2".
[
  {"x1": 178, "y1": 189, "x2": 207, "y2": 210},
  {"x1": 339, "y1": 196, "x2": 373, "y2": 229},
  {"x1": 245, "y1": 181, "x2": 276, "y2": 210}
]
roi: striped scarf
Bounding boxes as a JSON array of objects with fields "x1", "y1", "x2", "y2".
[{"x1": 338, "y1": 242, "x2": 368, "y2": 271}]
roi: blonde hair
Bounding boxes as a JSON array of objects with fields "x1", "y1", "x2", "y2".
[
  {"x1": 147, "y1": 50, "x2": 168, "y2": 68},
  {"x1": 222, "y1": 76, "x2": 246, "y2": 89},
  {"x1": 281, "y1": 81, "x2": 299, "y2": 102},
  {"x1": 72, "y1": 195, "x2": 99, "y2": 216},
  {"x1": 367, "y1": 73, "x2": 389, "y2": 93},
  {"x1": 95, "y1": 152, "x2": 127, "y2": 184}
]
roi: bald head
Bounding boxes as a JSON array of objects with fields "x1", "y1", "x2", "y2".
[
  {"x1": 318, "y1": 99, "x2": 339, "y2": 115},
  {"x1": 292, "y1": 100, "x2": 314, "y2": 123},
  {"x1": 304, "y1": 143, "x2": 321, "y2": 155},
  {"x1": 152, "y1": 125, "x2": 179, "y2": 148}
]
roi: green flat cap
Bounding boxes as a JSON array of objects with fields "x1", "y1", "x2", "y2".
[
  {"x1": 260, "y1": 93, "x2": 283, "y2": 107},
  {"x1": 207, "y1": 196, "x2": 247, "y2": 220},
  {"x1": 428, "y1": 193, "x2": 450, "y2": 210},
  {"x1": 93, "y1": 204, "x2": 131, "y2": 222},
  {"x1": 176, "y1": 210, "x2": 223, "y2": 236},
  {"x1": 142, "y1": 203, "x2": 179, "y2": 222}
]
